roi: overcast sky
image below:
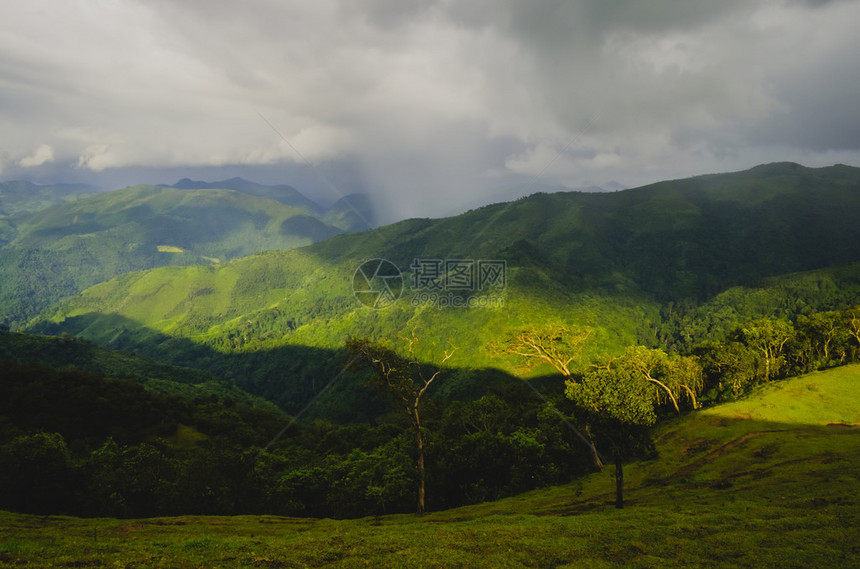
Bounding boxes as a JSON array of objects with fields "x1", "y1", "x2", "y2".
[{"x1": 2, "y1": 0, "x2": 860, "y2": 220}]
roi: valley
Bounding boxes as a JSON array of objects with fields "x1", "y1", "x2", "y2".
[
  {"x1": 5, "y1": 2, "x2": 860, "y2": 565},
  {"x1": 1, "y1": 162, "x2": 859, "y2": 566},
  {"x1": 22, "y1": 163, "x2": 860, "y2": 412},
  {"x1": 0, "y1": 179, "x2": 369, "y2": 327}
]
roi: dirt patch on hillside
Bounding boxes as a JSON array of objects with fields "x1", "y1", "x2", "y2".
[
  {"x1": 670, "y1": 431, "x2": 783, "y2": 479},
  {"x1": 825, "y1": 422, "x2": 860, "y2": 429}
]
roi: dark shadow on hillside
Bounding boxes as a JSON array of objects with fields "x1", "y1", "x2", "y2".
[
  {"x1": 568, "y1": 418, "x2": 858, "y2": 516},
  {"x1": 26, "y1": 313, "x2": 556, "y2": 424}
]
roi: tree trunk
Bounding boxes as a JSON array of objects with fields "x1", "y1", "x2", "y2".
[
  {"x1": 583, "y1": 426, "x2": 604, "y2": 471},
  {"x1": 764, "y1": 349, "x2": 771, "y2": 381},
  {"x1": 681, "y1": 383, "x2": 699, "y2": 409},
  {"x1": 414, "y1": 413, "x2": 426, "y2": 515},
  {"x1": 589, "y1": 439, "x2": 604, "y2": 471},
  {"x1": 615, "y1": 455, "x2": 624, "y2": 509},
  {"x1": 644, "y1": 376, "x2": 680, "y2": 412}
]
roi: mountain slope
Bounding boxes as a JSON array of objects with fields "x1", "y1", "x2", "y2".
[
  {"x1": 0, "y1": 180, "x2": 100, "y2": 218},
  {"x1": 0, "y1": 330, "x2": 281, "y2": 411},
  {"x1": 0, "y1": 184, "x2": 346, "y2": 326},
  {"x1": 26, "y1": 163, "x2": 860, "y2": 406},
  {"x1": 167, "y1": 178, "x2": 379, "y2": 231},
  {"x1": 2, "y1": 364, "x2": 857, "y2": 567},
  {"x1": 322, "y1": 192, "x2": 378, "y2": 231},
  {"x1": 167, "y1": 177, "x2": 322, "y2": 214}
]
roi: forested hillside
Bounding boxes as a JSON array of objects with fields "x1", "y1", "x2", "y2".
[
  {"x1": 0, "y1": 331, "x2": 280, "y2": 410},
  {"x1": 0, "y1": 180, "x2": 100, "y2": 218},
  {"x1": 0, "y1": 360, "x2": 287, "y2": 517},
  {"x1": 27, "y1": 163, "x2": 860, "y2": 412},
  {"x1": 5, "y1": 162, "x2": 860, "y2": 522},
  {"x1": 0, "y1": 183, "x2": 348, "y2": 326}
]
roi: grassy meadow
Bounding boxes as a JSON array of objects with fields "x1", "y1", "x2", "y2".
[{"x1": 1, "y1": 364, "x2": 858, "y2": 568}]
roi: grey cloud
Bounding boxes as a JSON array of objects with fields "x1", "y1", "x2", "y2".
[
  {"x1": 746, "y1": 49, "x2": 860, "y2": 151},
  {"x1": 1, "y1": 0, "x2": 859, "y2": 220}
]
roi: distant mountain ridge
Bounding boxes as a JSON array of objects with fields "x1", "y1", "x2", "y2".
[
  {"x1": 166, "y1": 177, "x2": 323, "y2": 214},
  {"x1": 0, "y1": 183, "x2": 355, "y2": 326},
  {"x1": 323, "y1": 192, "x2": 378, "y2": 232},
  {"x1": 0, "y1": 180, "x2": 101, "y2": 217},
  {"x1": 163, "y1": 177, "x2": 377, "y2": 232}
]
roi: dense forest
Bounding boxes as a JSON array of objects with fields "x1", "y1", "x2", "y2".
[
  {"x1": 3, "y1": 302, "x2": 859, "y2": 518},
  {"x1": 3, "y1": 163, "x2": 860, "y2": 519}
]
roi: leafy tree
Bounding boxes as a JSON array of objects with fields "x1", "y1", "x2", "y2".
[
  {"x1": 85, "y1": 439, "x2": 182, "y2": 517},
  {"x1": 0, "y1": 432, "x2": 76, "y2": 514},
  {"x1": 275, "y1": 466, "x2": 331, "y2": 517},
  {"x1": 498, "y1": 326, "x2": 702, "y2": 508},
  {"x1": 731, "y1": 319, "x2": 795, "y2": 381},
  {"x1": 565, "y1": 358, "x2": 673, "y2": 509},
  {"x1": 493, "y1": 325, "x2": 605, "y2": 465},
  {"x1": 597, "y1": 346, "x2": 703, "y2": 413},
  {"x1": 346, "y1": 334, "x2": 456, "y2": 514},
  {"x1": 694, "y1": 340, "x2": 758, "y2": 397},
  {"x1": 324, "y1": 444, "x2": 412, "y2": 517},
  {"x1": 795, "y1": 311, "x2": 851, "y2": 369}
]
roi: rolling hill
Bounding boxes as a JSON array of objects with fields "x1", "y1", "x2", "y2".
[
  {"x1": 0, "y1": 180, "x2": 100, "y2": 219},
  {"x1": 0, "y1": 183, "x2": 350, "y2": 327},
  {"x1": 2, "y1": 363, "x2": 856, "y2": 567},
  {"x1": 164, "y1": 177, "x2": 378, "y2": 232},
  {"x1": 26, "y1": 162, "x2": 860, "y2": 410},
  {"x1": 166, "y1": 177, "x2": 322, "y2": 215},
  {"x1": 0, "y1": 330, "x2": 281, "y2": 411}
]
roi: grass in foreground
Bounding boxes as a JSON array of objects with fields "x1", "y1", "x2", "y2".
[{"x1": 1, "y1": 366, "x2": 859, "y2": 568}]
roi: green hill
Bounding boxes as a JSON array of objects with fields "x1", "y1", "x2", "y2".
[
  {"x1": 322, "y1": 192, "x2": 378, "y2": 231},
  {"x1": 26, "y1": 163, "x2": 860, "y2": 408},
  {"x1": 2, "y1": 364, "x2": 856, "y2": 568},
  {"x1": 0, "y1": 180, "x2": 100, "y2": 218},
  {"x1": 0, "y1": 330, "x2": 281, "y2": 412},
  {"x1": 0, "y1": 184, "x2": 348, "y2": 327},
  {"x1": 168, "y1": 177, "x2": 322, "y2": 214},
  {"x1": 167, "y1": 177, "x2": 378, "y2": 231}
]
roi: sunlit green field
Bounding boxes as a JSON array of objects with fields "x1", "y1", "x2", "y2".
[{"x1": 2, "y1": 365, "x2": 858, "y2": 568}]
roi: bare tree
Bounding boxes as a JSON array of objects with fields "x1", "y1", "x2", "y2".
[
  {"x1": 347, "y1": 334, "x2": 456, "y2": 514},
  {"x1": 493, "y1": 324, "x2": 606, "y2": 468},
  {"x1": 494, "y1": 324, "x2": 593, "y2": 377}
]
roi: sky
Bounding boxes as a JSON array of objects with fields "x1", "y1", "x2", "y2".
[{"x1": 2, "y1": 0, "x2": 860, "y2": 221}]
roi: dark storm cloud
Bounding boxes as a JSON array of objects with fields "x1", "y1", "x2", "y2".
[
  {"x1": 746, "y1": 35, "x2": 860, "y2": 151},
  {"x1": 1, "y1": 0, "x2": 859, "y2": 218}
]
